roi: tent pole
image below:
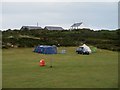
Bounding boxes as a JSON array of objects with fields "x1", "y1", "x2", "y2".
[
  {"x1": 50, "y1": 56, "x2": 53, "y2": 68},
  {"x1": 50, "y1": 60, "x2": 52, "y2": 68}
]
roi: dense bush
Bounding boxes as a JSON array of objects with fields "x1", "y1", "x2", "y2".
[{"x1": 2, "y1": 29, "x2": 119, "y2": 51}]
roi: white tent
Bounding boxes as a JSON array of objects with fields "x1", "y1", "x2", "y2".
[{"x1": 80, "y1": 44, "x2": 92, "y2": 53}]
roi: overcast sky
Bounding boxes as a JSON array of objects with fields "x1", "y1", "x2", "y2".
[{"x1": 1, "y1": 2, "x2": 118, "y2": 30}]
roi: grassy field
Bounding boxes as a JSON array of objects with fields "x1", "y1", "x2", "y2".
[
  {"x1": 2, "y1": 47, "x2": 118, "y2": 88},
  {"x1": 0, "y1": 49, "x2": 2, "y2": 89}
]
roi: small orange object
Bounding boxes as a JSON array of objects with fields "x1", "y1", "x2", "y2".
[{"x1": 39, "y1": 59, "x2": 45, "y2": 66}]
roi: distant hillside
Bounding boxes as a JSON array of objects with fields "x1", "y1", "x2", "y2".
[{"x1": 2, "y1": 28, "x2": 120, "y2": 51}]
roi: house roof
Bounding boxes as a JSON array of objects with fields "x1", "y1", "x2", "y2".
[
  {"x1": 44, "y1": 26, "x2": 64, "y2": 30},
  {"x1": 71, "y1": 22, "x2": 82, "y2": 27},
  {"x1": 21, "y1": 26, "x2": 42, "y2": 30}
]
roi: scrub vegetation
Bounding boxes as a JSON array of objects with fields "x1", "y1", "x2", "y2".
[{"x1": 2, "y1": 29, "x2": 120, "y2": 51}]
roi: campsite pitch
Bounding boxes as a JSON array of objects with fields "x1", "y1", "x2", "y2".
[{"x1": 2, "y1": 47, "x2": 118, "y2": 88}]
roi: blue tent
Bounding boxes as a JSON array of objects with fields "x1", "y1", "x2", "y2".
[{"x1": 34, "y1": 45, "x2": 57, "y2": 54}]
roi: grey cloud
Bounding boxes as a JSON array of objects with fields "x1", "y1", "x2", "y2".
[{"x1": 2, "y1": 2, "x2": 118, "y2": 30}]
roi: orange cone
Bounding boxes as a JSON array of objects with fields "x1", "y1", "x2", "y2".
[{"x1": 39, "y1": 59, "x2": 45, "y2": 66}]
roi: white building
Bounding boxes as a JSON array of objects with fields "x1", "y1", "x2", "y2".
[
  {"x1": 21, "y1": 26, "x2": 42, "y2": 30},
  {"x1": 44, "y1": 26, "x2": 64, "y2": 30}
]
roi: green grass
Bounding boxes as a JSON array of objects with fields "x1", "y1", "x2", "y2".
[
  {"x1": 2, "y1": 47, "x2": 118, "y2": 88},
  {"x1": 0, "y1": 49, "x2": 2, "y2": 89}
]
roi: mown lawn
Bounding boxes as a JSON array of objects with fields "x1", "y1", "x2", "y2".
[
  {"x1": 0, "y1": 49, "x2": 2, "y2": 89},
  {"x1": 2, "y1": 47, "x2": 118, "y2": 88}
]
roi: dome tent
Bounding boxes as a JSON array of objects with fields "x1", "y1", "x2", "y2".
[
  {"x1": 76, "y1": 44, "x2": 92, "y2": 54},
  {"x1": 81, "y1": 44, "x2": 92, "y2": 53},
  {"x1": 34, "y1": 45, "x2": 57, "y2": 54},
  {"x1": 90, "y1": 46, "x2": 97, "y2": 53}
]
